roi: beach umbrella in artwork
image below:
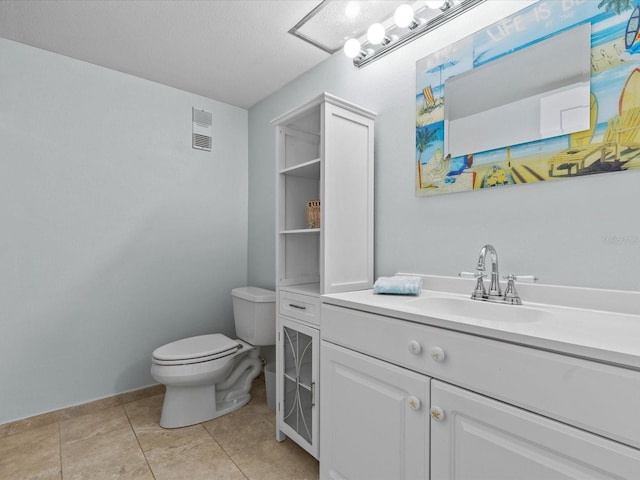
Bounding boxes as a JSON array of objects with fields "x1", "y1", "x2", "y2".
[{"x1": 425, "y1": 60, "x2": 459, "y2": 95}]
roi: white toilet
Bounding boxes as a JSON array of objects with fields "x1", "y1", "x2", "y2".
[{"x1": 150, "y1": 286, "x2": 276, "y2": 428}]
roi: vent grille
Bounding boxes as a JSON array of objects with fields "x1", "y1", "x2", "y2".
[
  {"x1": 193, "y1": 133, "x2": 212, "y2": 151},
  {"x1": 193, "y1": 109, "x2": 212, "y2": 127},
  {"x1": 192, "y1": 107, "x2": 212, "y2": 151}
]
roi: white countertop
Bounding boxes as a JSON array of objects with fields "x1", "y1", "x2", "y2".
[{"x1": 322, "y1": 280, "x2": 640, "y2": 371}]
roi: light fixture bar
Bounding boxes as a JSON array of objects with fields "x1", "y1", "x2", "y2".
[{"x1": 354, "y1": 0, "x2": 486, "y2": 68}]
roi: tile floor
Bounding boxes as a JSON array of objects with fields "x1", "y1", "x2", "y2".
[{"x1": 0, "y1": 376, "x2": 319, "y2": 480}]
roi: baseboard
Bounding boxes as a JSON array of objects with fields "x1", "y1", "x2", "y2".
[{"x1": 0, "y1": 383, "x2": 166, "y2": 439}]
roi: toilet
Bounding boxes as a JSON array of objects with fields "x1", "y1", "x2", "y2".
[{"x1": 150, "y1": 286, "x2": 276, "y2": 428}]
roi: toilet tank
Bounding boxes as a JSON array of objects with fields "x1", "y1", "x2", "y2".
[{"x1": 231, "y1": 287, "x2": 276, "y2": 346}]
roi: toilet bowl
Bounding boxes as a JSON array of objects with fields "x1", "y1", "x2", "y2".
[{"x1": 150, "y1": 287, "x2": 276, "y2": 428}]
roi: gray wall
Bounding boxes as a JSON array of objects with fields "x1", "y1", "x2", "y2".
[
  {"x1": 1, "y1": 38, "x2": 249, "y2": 424},
  {"x1": 248, "y1": 1, "x2": 640, "y2": 293}
]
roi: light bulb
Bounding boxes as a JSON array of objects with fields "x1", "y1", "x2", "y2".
[
  {"x1": 425, "y1": 0, "x2": 446, "y2": 9},
  {"x1": 367, "y1": 23, "x2": 387, "y2": 45},
  {"x1": 344, "y1": 38, "x2": 362, "y2": 59},
  {"x1": 394, "y1": 4, "x2": 415, "y2": 28}
]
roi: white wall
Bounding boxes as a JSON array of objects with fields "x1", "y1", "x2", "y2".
[
  {"x1": 248, "y1": 1, "x2": 640, "y2": 293},
  {"x1": 0, "y1": 38, "x2": 249, "y2": 424}
]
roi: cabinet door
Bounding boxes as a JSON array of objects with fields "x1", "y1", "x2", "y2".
[
  {"x1": 431, "y1": 380, "x2": 640, "y2": 480},
  {"x1": 278, "y1": 317, "x2": 319, "y2": 459},
  {"x1": 320, "y1": 341, "x2": 430, "y2": 480},
  {"x1": 322, "y1": 102, "x2": 374, "y2": 294}
]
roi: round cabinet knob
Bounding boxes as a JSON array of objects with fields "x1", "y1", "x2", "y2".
[
  {"x1": 408, "y1": 340, "x2": 422, "y2": 355},
  {"x1": 408, "y1": 396, "x2": 421, "y2": 411},
  {"x1": 430, "y1": 405, "x2": 445, "y2": 422},
  {"x1": 430, "y1": 346, "x2": 446, "y2": 362}
]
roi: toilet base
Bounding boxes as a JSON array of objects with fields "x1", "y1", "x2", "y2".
[
  {"x1": 158, "y1": 348, "x2": 262, "y2": 428},
  {"x1": 159, "y1": 384, "x2": 252, "y2": 428}
]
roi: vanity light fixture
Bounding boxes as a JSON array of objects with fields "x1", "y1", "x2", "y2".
[
  {"x1": 344, "y1": 38, "x2": 376, "y2": 61},
  {"x1": 394, "y1": 4, "x2": 421, "y2": 30},
  {"x1": 367, "y1": 23, "x2": 393, "y2": 45},
  {"x1": 289, "y1": 0, "x2": 484, "y2": 67},
  {"x1": 425, "y1": 0, "x2": 451, "y2": 10},
  {"x1": 343, "y1": 38, "x2": 363, "y2": 58},
  {"x1": 343, "y1": 0, "x2": 485, "y2": 68},
  {"x1": 343, "y1": 38, "x2": 375, "y2": 60}
]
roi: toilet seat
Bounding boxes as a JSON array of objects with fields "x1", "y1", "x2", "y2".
[{"x1": 152, "y1": 334, "x2": 241, "y2": 366}]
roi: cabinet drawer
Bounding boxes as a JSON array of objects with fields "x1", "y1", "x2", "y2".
[
  {"x1": 321, "y1": 303, "x2": 640, "y2": 449},
  {"x1": 280, "y1": 290, "x2": 320, "y2": 325}
]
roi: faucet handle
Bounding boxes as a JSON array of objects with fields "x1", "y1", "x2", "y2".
[
  {"x1": 459, "y1": 271, "x2": 487, "y2": 299},
  {"x1": 458, "y1": 271, "x2": 483, "y2": 278},
  {"x1": 504, "y1": 274, "x2": 538, "y2": 283},
  {"x1": 503, "y1": 275, "x2": 522, "y2": 305},
  {"x1": 503, "y1": 274, "x2": 537, "y2": 305}
]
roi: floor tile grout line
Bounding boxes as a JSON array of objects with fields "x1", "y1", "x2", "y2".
[
  {"x1": 57, "y1": 419, "x2": 64, "y2": 479},
  {"x1": 202, "y1": 427, "x2": 250, "y2": 480},
  {"x1": 202, "y1": 423, "x2": 241, "y2": 467},
  {"x1": 200, "y1": 416, "x2": 255, "y2": 480},
  {"x1": 58, "y1": 404, "x2": 131, "y2": 448},
  {"x1": 122, "y1": 400, "x2": 157, "y2": 480},
  {"x1": 228, "y1": 453, "x2": 251, "y2": 480}
]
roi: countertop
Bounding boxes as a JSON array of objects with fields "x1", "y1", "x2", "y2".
[{"x1": 322, "y1": 284, "x2": 640, "y2": 371}]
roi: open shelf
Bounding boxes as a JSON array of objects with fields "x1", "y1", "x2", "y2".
[
  {"x1": 280, "y1": 228, "x2": 320, "y2": 234},
  {"x1": 280, "y1": 158, "x2": 320, "y2": 178},
  {"x1": 284, "y1": 364, "x2": 313, "y2": 391},
  {"x1": 279, "y1": 283, "x2": 320, "y2": 296}
]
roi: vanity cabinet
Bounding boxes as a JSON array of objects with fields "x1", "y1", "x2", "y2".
[
  {"x1": 320, "y1": 302, "x2": 640, "y2": 479},
  {"x1": 431, "y1": 380, "x2": 640, "y2": 479},
  {"x1": 271, "y1": 93, "x2": 375, "y2": 459},
  {"x1": 321, "y1": 341, "x2": 429, "y2": 480}
]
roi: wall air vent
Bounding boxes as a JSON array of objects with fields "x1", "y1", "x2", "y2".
[{"x1": 192, "y1": 107, "x2": 212, "y2": 151}]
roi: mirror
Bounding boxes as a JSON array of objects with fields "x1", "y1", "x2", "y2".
[{"x1": 444, "y1": 23, "x2": 591, "y2": 158}]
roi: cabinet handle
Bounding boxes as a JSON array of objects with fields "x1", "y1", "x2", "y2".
[
  {"x1": 311, "y1": 381, "x2": 316, "y2": 407},
  {"x1": 408, "y1": 396, "x2": 421, "y2": 411},
  {"x1": 430, "y1": 405, "x2": 445, "y2": 422},
  {"x1": 430, "y1": 346, "x2": 446, "y2": 362},
  {"x1": 289, "y1": 303, "x2": 307, "y2": 310},
  {"x1": 408, "y1": 340, "x2": 422, "y2": 355}
]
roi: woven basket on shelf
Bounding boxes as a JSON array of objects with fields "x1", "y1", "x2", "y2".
[{"x1": 306, "y1": 200, "x2": 320, "y2": 228}]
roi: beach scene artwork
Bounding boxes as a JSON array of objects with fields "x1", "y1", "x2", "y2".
[{"x1": 416, "y1": 0, "x2": 640, "y2": 196}]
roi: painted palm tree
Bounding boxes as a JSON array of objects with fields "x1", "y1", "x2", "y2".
[
  {"x1": 598, "y1": 0, "x2": 634, "y2": 14},
  {"x1": 416, "y1": 125, "x2": 439, "y2": 187}
]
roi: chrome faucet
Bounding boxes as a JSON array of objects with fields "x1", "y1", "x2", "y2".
[
  {"x1": 460, "y1": 245, "x2": 538, "y2": 304},
  {"x1": 477, "y1": 244, "x2": 501, "y2": 299}
]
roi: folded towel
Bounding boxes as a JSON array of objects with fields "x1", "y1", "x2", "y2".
[{"x1": 373, "y1": 276, "x2": 423, "y2": 295}]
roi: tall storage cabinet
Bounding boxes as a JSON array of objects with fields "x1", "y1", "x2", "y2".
[{"x1": 271, "y1": 93, "x2": 375, "y2": 459}]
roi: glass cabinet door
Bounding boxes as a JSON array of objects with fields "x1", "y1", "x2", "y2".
[{"x1": 278, "y1": 317, "x2": 319, "y2": 458}]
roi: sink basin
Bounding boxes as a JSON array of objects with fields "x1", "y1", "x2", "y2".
[{"x1": 406, "y1": 296, "x2": 550, "y2": 324}]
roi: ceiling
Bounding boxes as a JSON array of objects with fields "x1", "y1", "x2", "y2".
[{"x1": 0, "y1": 0, "x2": 339, "y2": 109}]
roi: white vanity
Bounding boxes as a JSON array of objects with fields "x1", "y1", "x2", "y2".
[{"x1": 319, "y1": 275, "x2": 640, "y2": 479}]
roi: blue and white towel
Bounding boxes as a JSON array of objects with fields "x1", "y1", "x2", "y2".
[{"x1": 373, "y1": 275, "x2": 423, "y2": 295}]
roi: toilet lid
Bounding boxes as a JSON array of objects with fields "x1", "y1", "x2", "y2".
[{"x1": 152, "y1": 334, "x2": 240, "y2": 365}]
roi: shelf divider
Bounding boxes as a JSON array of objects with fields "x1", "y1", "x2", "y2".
[
  {"x1": 280, "y1": 228, "x2": 320, "y2": 234},
  {"x1": 280, "y1": 158, "x2": 321, "y2": 178}
]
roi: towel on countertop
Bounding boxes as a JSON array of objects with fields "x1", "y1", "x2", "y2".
[{"x1": 373, "y1": 275, "x2": 423, "y2": 295}]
